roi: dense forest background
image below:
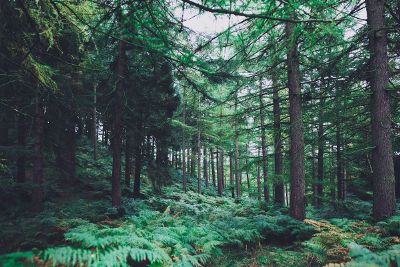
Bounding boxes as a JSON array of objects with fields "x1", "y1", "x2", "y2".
[{"x1": 0, "y1": 0, "x2": 400, "y2": 266}]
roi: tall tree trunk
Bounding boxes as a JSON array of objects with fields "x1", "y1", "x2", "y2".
[
  {"x1": 336, "y1": 126, "x2": 345, "y2": 202},
  {"x1": 286, "y1": 19, "x2": 305, "y2": 220},
  {"x1": 93, "y1": 84, "x2": 97, "y2": 160},
  {"x1": 211, "y1": 148, "x2": 216, "y2": 187},
  {"x1": 317, "y1": 100, "x2": 324, "y2": 206},
  {"x1": 133, "y1": 116, "x2": 144, "y2": 197},
  {"x1": 111, "y1": 24, "x2": 126, "y2": 207},
  {"x1": 197, "y1": 130, "x2": 201, "y2": 194},
  {"x1": 272, "y1": 59, "x2": 284, "y2": 205},
  {"x1": 330, "y1": 144, "x2": 336, "y2": 203},
  {"x1": 259, "y1": 79, "x2": 269, "y2": 203},
  {"x1": 245, "y1": 144, "x2": 250, "y2": 189},
  {"x1": 217, "y1": 149, "x2": 223, "y2": 196},
  {"x1": 234, "y1": 93, "x2": 241, "y2": 199},
  {"x1": 229, "y1": 153, "x2": 235, "y2": 198},
  {"x1": 32, "y1": 96, "x2": 44, "y2": 212},
  {"x1": 220, "y1": 149, "x2": 225, "y2": 189},
  {"x1": 203, "y1": 147, "x2": 209, "y2": 189},
  {"x1": 311, "y1": 144, "x2": 318, "y2": 206},
  {"x1": 257, "y1": 148, "x2": 262, "y2": 201},
  {"x1": 366, "y1": 0, "x2": 396, "y2": 219}
]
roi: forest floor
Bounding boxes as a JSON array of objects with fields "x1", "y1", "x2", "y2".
[{"x1": 0, "y1": 146, "x2": 399, "y2": 266}]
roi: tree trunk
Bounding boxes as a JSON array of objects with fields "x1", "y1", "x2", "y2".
[
  {"x1": 259, "y1": 81, "x2": 269, "y2": 203},
  {"x1": 317, "y1": 102, "x2": 324, "y2": 206},
  {"x1": 217, "y1": 149, "x2": 223, "y2": 196},
  {"x1": 286, "y1": 19, "x2": 305, "y2": 220},
  {"x1": 32, "y1": 96, "x2": 45, "y2": 212},
  {"x1": 272, "y1": 61, "x2": 285, "y2": 205},
  {"x1": 197, "y1": 131, "x2": 201, "y2": 194},
  {"x1": 111, "y1": 28, "x2": 126, "y2": 207},
  {"x1": 366, "y1": 0, "x2": 396, "y2": 219},
  {"x1": 311, "y1": 144, "x2": 317, "y2": 206},
  {"x1": 93, "y1": 84, "x2": 97, "y2": 160},
  {"x1": 229, "y1": 153, "x2": 235, "y2": 198},
  {"x1": 257, "y1": 148, "x2": 262, "y2": 201},
  {"x1": 125, "y1": 130, "x2": 132, "y2": 188},
  {"x1": 234, "y1": 93, "x2": 241, "y2": 199},
  {"x1": 203, "y1": 147, "x2": 209, "y2": 189},
  {"x1": 336, "y1": 126, "x2": 345, "y2": 202},
  {"x1": 211, "y1": 148, "x2": 216, "y2": 187},
  {"x1": 245, "y1": 144, "x2": 250, "y2": 189}
]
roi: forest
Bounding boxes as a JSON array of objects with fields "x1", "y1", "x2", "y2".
[{"x1": 0, "y1": 0, "x2": 399, "y2": 266}]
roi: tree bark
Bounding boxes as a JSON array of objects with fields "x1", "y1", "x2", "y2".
[
  {"x1": 366, "y1": 0, "x2": 396, "y2": 219},
  {"x1": 197, "y1": 130, "x2": 201, "y2": 194},
  {"x1": 259, "y1": 80, "x2": 269, "y2": 203},
  {"x1": 111, "y1": 26, "x2": 126, "y2": 207},
  {"x1": 181, "y1": 86, "x2": 187, "y2": 192},
  {"x1": 234, "y1": 93, "x2": 241, "y2": 199},
  {"x1": 125, "y1": 130, "x2": 132, "y2": 188},
  {"x1": 93, "y1": 84, "x2": 97, "y2": 160},
  {"x1": 211, "y1": 148, "x2": 216, "y2": 187},
  {"x1": 286, "y1": 19, "x2": 305, "y2": 220},
  {"x1": 203, "y1": 147, "x2": 209, "y2": 189},
  {"x1": 317, "y1": 100, "x2": 324, "y2": 206},
  {"x1": 336, "y1": 125, "x2": 345, "y2": 201},
  {"x1": 229, "y1": 153, "x2": 235, "y2": 198},
  {"x1": 257, "y1": 148, "x2": 262, "y2": 201},
  {"x1": 217, "y1": 149, "x2": 223, "y2": 196},
  {"x1": 272, "y1": 73, "x2": 284, "y2": 205}
]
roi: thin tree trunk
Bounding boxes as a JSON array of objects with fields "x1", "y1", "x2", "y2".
[
  {"x1": 245, "y1": 144, "x2": 250, "y2": 189},
  {"x1": 311, "y1": 144, "x2": 317, "y2": 206},
  {"x1": 366, "y1": 0, "x2": 396, "y2": 219},
  {"x1": 217, "y1": 149, "x2": 223, "y2": 196},
  {"x1": 229, "y1": 153, "x2": 235, "y2": 198},
  {"x1": 286, "y1": 19, "x2": 305, "y2": 220},
  {"x1": 259, "y1": 79, "x2": 269, "y2": 203},
  {"x1": 32, "y1": 96, "x2": 44, "y2": 212},
  {"x1": 93, "y1": 84, "x2": 97, "y2": 160},
  {"x1": 336, "y1": 126, "x2": 345, "y2": 202},
  {"x1": 257, "y1": 148, "x2": 261, "y2": 201},
  {"x1": 234, "y1": 93, "x2": 240, "y2": 198},
  {"x1": 221, "y1": 149, "x2": 225, "y2": 189},
  {"x1": 272, "y1": 59, "x2": 284, "y2": 205},
  {"x1": 317, "y1": 100, "x2": 324, "y2": 206},
  {"x1": 211, "y1": 148, "x2": 216, "y2": 187},
  {"x1": 203, "y1": 147, "x2": 209, "y2": 189},
  {"x1": 111, "y1": 20, "x2": 126, "y2": 207},
  {"x1": 197, "y1": 130, "x2": 201, "y2": 194}
]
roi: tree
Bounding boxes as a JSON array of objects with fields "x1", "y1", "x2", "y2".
[
  {"x1": 286, "y1": 17, "x2": 305, "y2": 220},
  {"x1": 366, "y1": 0, "x2": 396, "y2": 219}
]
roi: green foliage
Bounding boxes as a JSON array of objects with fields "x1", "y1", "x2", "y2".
[
  {"x1": 26, "y1": 188, "x2": 316, "y2": 267},
  {"x1": 347, "y1": 243, "x2": 400, "y2": 267}
]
